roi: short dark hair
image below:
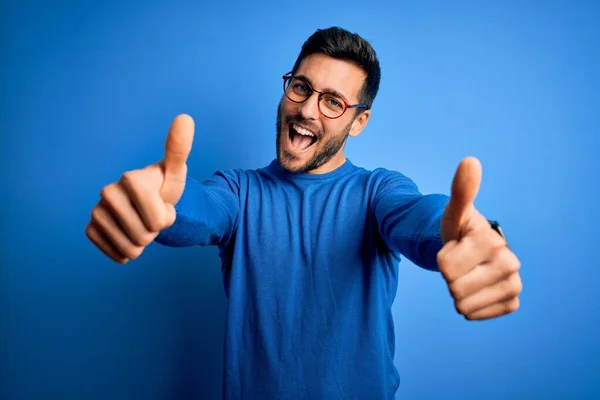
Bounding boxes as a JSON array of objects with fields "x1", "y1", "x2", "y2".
[{"x1": 290, "y1": 26, "x2": 381, "y2": 111}]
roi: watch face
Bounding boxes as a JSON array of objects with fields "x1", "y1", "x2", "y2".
[{"x1": 488, "y1": 220, "x2": 506, "y2": 240}]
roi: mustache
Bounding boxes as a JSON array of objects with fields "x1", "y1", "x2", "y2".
[{"x1": 284, "y1": 115, "x2": 320, "y2": 136}]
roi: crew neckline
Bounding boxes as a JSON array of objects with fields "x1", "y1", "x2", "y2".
[{"x1": 267, "y1": 158, "x2": 356, "y2": 181}]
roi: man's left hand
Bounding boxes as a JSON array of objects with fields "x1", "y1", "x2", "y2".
[{"x1": 438, "y1": 157, "x2": 522, "y2": 321}]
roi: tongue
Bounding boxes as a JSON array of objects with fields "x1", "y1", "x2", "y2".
[{"x1": 291, "y1": 133, "x2": 314, "y2": 150}]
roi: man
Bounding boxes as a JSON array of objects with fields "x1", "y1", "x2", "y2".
[{"x1": 86, "y1": 27, "x2": 522, "y2": 399}]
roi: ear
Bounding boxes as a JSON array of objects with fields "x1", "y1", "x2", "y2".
[{"x1": 348, "y1": 110, "x2": 371, "y2": 137}]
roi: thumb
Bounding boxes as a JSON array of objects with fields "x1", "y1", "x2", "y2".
[
  {"x1": 441, "y1": 156, "x2": 482, "y2": 242},
  {"x1": 160, "y1": 114, "x2": 195, "y2": 205}
]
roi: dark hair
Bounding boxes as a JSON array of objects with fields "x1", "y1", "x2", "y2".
[{"x1": 290, "y1": 26, "x2": 381, "y2": 111}]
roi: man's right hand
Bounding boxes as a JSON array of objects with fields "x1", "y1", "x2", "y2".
[{"x1": 86, "y1": 114, "x2": 195, "y2": 264}]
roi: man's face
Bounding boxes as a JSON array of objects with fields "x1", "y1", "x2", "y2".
[{"x1": 276, "y1": 53, "x2": 371, "y2": 174}]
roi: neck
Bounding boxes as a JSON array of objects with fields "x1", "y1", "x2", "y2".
[{"x1": 307, "y1": 151, "x2": 347, "y2": 174}]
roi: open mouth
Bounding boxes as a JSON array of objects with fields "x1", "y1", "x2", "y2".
[{"x1": 288, "y1": 123, "x2": 318, "y2": 152}]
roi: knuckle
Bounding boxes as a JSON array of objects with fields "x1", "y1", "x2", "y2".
[
  {"x1": 507, "y1": 274, "x2": 523, "y2": 297},
  {"x1": 90, "y1": 206, "x2": 103, "y2": 224},
  {"x1": 120, "y1": 170, "x2": 147, "y2": 194},
  {"x1": 122, "y1": 168, "x2": 153, "y2": 192},
  {"x1": 508, "y1": 287, "x2": 520, "y2": 298},
  {"x1": 503, "y1": 261, "x2": 520, "y2": 277},
  {"x1": 514, "y1": 279, "x2": 524, "y2": 297},
  {"x1": 147, "y1": 216, "x2": 164, "y2": 233},
  {"x1": 436, "y1": 254, "x2": 448, "y2": 273},
  {"x1": 485, "y1": 236, "x2": 506, "y2": 260},
  {"x1": 501, "y1": 249, "x2": 521, "y2": 274},
  {"x1": 436, "y1": 240, "x2": 459, "y2": 280},
  {"x1": 126, "y1": 246, "x2": 144, "y2": 260},
  {"x1": 509, "y1": 255, "x2": 522, "y2": 273},
  {"x1": 436, "y1": 251, "x2": 448, "y2": 267},
  {"x1": 129, "y1": 234, "x2": 144, "y2": 247},
  {"x1": 448, "y1": 283, "x2": 464, "y2": 300},
  {"x1": 437, "y1": 255, "x2": 454, "y2": 280},
  {"x1": 100, "y1": 183, "x2": 117, "y2": 201},
  {"x1": 490, "y1": 248, "x2": 521, "y2": 278},
  {"x1": 164, "y1": 205, "x2": 177, "y2": 227},
  {"x1": 506, "y1": 298, "x2": 520, "y2": 313},
  {"x1": 504, "y1": 283, "x2": 521, "y2": 299},
  {"x1": 120, "y1": 170, "x2": 139, "y2": 185},
  {"x1": 133, "y1": 231, "x2": 156, "y2": 247},
  {"x1": 488, "y1": 245, "x2": 505, "y2": 261},
  {"x1": 454, "y1": 300, "x2": 467, "y2": 316},
  {"x1": 85, "y1": 223, "x2": 95, "y2": 240}
]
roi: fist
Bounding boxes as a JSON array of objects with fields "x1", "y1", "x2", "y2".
[
  {"x1": 438, "y1": 157, "x2": 522, "y2": 320},
  {"x1": 437, "y1": 211, "x2": 522, "y2": 320},
  {"x1": 85, "y1": 114, "x2": 195, "y2": 264}
]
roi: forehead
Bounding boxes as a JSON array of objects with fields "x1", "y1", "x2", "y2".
[{"x1": 295, "y1": 53, "x2": 366, "y2": 102}]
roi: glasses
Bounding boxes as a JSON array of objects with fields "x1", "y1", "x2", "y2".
[{"x1": 282, "y1": 73, "x2": 368, "y2": 119}]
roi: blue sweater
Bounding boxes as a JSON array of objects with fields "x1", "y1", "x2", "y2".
[{"x1": 156, "y1": 159, "x2": 449, "y2": 399}]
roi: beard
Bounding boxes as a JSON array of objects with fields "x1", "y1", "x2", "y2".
[{"x1": 275, "y1": 101, "x2": 353, "y2": 174}]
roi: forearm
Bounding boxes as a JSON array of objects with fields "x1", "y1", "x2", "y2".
[
  {"x1": 379, "y1": 193, "x2": 448, "y2": 271},
  {"x1": 155, "y1": 174, "x2": 239, "y2": 247}
]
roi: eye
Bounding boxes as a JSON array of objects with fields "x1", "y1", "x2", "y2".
[
  {"x1": 323, "y1": 95, "x2": 343, "y2": 110},
  {"x1": 328, "y1": 98, "x2": 342, "y2": 108},
  {"x1": 293, "y1": 82, "x2": 310, "y2": 94}
]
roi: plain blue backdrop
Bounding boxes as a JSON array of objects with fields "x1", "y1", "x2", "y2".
[{"x1": 1, "y1": 0, "x2": 598, "y2": 399}]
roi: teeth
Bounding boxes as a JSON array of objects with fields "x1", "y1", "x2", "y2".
[{"x1": 293, "y1": 124, "x2": 315, "y2": 137}]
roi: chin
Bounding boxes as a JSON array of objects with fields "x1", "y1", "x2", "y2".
[
  {"x1": 276, "y1": 120, "x2": 318, "y2": 173},
  {"x1": 275, "y1": 103, "x2": 347, "y2": 174},
  {"x1": 277, "y1": 145, "x2": 312, "y2": 173}
]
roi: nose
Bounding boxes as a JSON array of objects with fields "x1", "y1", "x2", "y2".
[{"x1": 298, "y1": 93, "x2": 320, "y2": 120}]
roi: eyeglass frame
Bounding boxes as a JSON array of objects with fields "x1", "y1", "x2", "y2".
[{"x1": 282, "y1": 72, "x2": 369, "y2": 119}]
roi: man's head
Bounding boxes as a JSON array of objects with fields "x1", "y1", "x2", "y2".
[{"x1": 276, "y1": 27, "x2": 381, "y2": 174}]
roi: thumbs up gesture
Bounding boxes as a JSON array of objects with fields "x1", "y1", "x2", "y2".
[
  {"x1": 438, "y1": 157, "x2": 522, "y2": 320},
  {"x1": 86, "y1": 114, "x2": 195, "y2": 264}
]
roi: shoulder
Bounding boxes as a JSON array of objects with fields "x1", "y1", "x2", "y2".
[
  {"x1": 199, "y1": 161, "x2": 279, "y2": 191},
  {"x1": 351, "y1": 164, "x2": 421, "y2": 195}
]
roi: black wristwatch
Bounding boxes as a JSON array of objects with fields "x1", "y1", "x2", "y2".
[{"x1": 488, "y1": 220, "x2": 506, "y2": 240}]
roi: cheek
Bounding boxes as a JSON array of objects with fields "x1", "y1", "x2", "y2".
[
  {"x1": 281, "y1": 101, "x2": 297, "y2": 118},
  {"x1": 322, "y1": 121, "x2": 344, "y2": 137}
]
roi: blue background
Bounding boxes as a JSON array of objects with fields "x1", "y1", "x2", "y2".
[{"x1": 2, "y1": 1, "x2": 598, "y2": 399}]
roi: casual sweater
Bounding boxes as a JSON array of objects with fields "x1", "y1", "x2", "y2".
[{"x1": 156, "y1": 158, "x2": 449, "y2": 399}]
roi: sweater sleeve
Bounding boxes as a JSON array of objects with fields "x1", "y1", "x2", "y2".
[
  {"x1": 371, "y1": 170, "x2": 449, "y2": 271},
  {"x1": 154, "y1": 170, "x2": 240, "y2": 248}
]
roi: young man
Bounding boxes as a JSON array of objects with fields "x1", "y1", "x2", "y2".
[{"x1": 86, "y1": 27, "x2": 522, "y2": 399}]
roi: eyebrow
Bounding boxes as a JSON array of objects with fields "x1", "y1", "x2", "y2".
[{"x1": 294, "y1": 74, "x2": 350, "y2": 103}]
